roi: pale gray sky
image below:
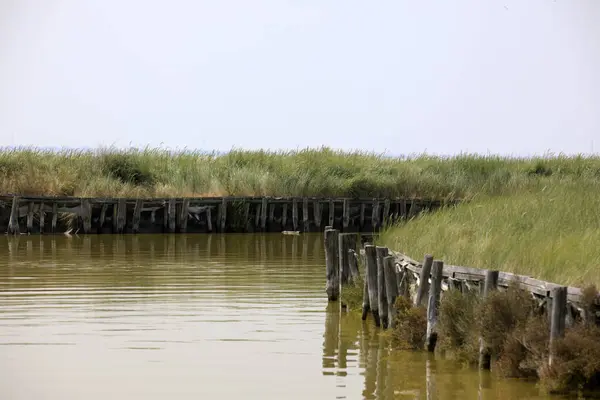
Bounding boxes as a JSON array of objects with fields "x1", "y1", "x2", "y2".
[{"x1": 0, "y1": 0, "x2": 598, "y2": 156}]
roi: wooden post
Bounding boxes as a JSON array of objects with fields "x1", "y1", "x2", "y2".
[
  {"x1": 292, "y1": 199, "x2": 298, "y2": 231},
  {"x1": 328, "y1": 199, "x2": 334, "y2": 227},
  {"x1": 243, "y1": 202, "x2": 250, "y2": 232},
  {"x1": 163, "y1": 202, "x2": 168, "y2": 232},
  {"x1": 132, "y1": 199, "x2": 143, "y2": 233},
  {"x1": 325, "y1": 229, "x2": 340, "y2": 301},
  {"x1": 8, "y1": 196, "x2": 20, "y2": 235},
  {"x1": 376, "y1": 246, "x2": 389, "y2": 329},
  {"x1": 479, "y1": 270, "x2": 499, "y2": 369},
  {"x1": 268, "y1": 201, "x2": 275, "y2": 226},
  {"x1": 179, "y1": 199, "x2": 189, "y2": 233},
  {"x1": 117, "y1": 199, "x2": 127, "y2": 233},
  {"x1": 167, "y1": 199, "x2": 176, "y2": 233},
  {"x1": 342, "y1": 199, "x2": 350, "y2": 230},
  {"x1": 303, "y1": 198, "x2": 309, "y2": 232},
  {"x1": 220, "y1": 198, "x2": 227, "y2": 232},
  {"x1": 426, "y1": 260, "x2": 444, "y2": 352},
  {"x1": 81, "y1": 199, "x2": 92, "y2": 234},
  {"x1": 150, "y1": 208, "x2": 156, "y2": 224},
  {"x1": 415, "y1": 254, "x2": 434, "y2": 307},
  {"x1": 314, "y1": 200, "x2": 322, "y2": 229},
  {"x1": 39, "y1": 202, "x2": 45, "y2": 233},
  {"x1": 206, "y1": 206, "x2": 213, "y2": 232},
  {"x1": 362, "y1": 274, "x2": 370, "y2": 320},
  {"x1": 99, "y1": 204, "x2": 107, "y2": 229},
  {"x1": 360, "y1": 203, "x2": 366, "y2": 229},
  {"x1": 384, "y1": 255, "x2": 399, "y2": 328},
  {"x1": 339, "y1": 233, "x2": 357, "y2": 286},
  {"x1": 365, "y1": 245, "x2": 380, "y2": 327},
  {"x1": 26, "y1": 202, "x2": 34, "y2": 233},
  {"x1": 400, "y1": 199, "x2": 407, "y2": 219},
  {"x1": 372, "y1": 199, "x2": 380, "y2": 229},
  {"x1": 382, "y1": 199, "x2": 390, "y2": 227},
  {"x1": 259, "y1": 197, "x2": 267, "y2": 231},
  {"x1": 282, "y1": 203, "x2": 288, "y2": 229},
  {"x1": 549, "y1": 286, "x2": 568, "y2": 367},
  {"x1": 255, "y1": 203, "x2": 261, "y2": 228},
  {"x1": 51, "y1": 202, "x2": 57, "y2": 233},
  {"x1": 348, "y1": 249, "x2": 360, "y2": 282}
]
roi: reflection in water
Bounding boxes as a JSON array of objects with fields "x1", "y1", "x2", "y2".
[{"x1": 1, "y1": 234, "x2": 552, "y2": 399}]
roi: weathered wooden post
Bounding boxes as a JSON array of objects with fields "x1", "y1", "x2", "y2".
[
  {"x1": 219, "y1": 198, "x2": 227, "y2": 232},
  {"x1": 51, "y1": 202, "x2": 58, "y2": 233},
  {"x1": 360, "y1": 203, "x2": 366, "y2": 229},
  {"x1": 303, "y1": 198, "x2": 310, "y2": 232},
  {"x1": 342, "y1": 199, "x2": 350, "y2": 230},
  {"x1": 8, "y1": 196, "x2": 20, "y2": 235},
  {"x1": 362, "y1": 274, "x2": 370, "y2": 320},
  {"x1": 339, "y1": 233, "x2": 357, "y2": 286},
  {"x1": 328, "y1": 199, "x2": 335, "y2": 227},
  {"x1": 479, "y1": 270, "x2": 499, "y2": 369},
  {"x1": 132, "y1": 199, "x2": 143, "y2": 234},
  {"x1": 167, "y1": 199, "x2": 177, "y2": 233},
  {"x1": 382, "y1": 199, "x2": 390, "y2": 227},
  {"x1": 81, "y1": 199, "x2": 92, "y2": 234},
  {"x1": 325, "y1": 229, "x2": 340, "y2": 301},
  {"x1": 376, "y1": 246, "x2": 389, "y2": 328},
  {"x1": 179, "y1": 199, "x2": 189, "y2": 233},
  {"x1": 384, "y1": 255, "x2": 399, "y2": 328},
  {"x1": 39, "y1": 202, "x2": 45, "y2": 233},
  {"x1": 365, "y1": 245, "x2": 380, "y2": 326},
  {"x1": 549, "y1": 286, "x2": 567, "y2": 367},
  {"x1": 292, "y1": 198, "x2": 299, "y2": 231},
  {"x1": 282, "y1": 203, "x2": 288, "y2": 229},
  {"x1": 99, "y1": 204, "x2": 108, "y2": 231},
  {"x1": 426, "y1": 260, "x2": 444, "y2": 352},
  {"x1": 348, "y1": 249, "x2": 360, "y2": 282},
  {"x1": 26, "y1": 202, "x2": 34, "y2": 233},
  {"x1": 371, "y1": 199, "x2": 380, "y2": 229},
  {"x1": 117, "y1": 199, "x2": 127, "y2": 233},
  {"x1": 415, "y1": 254, "x2": 434, "y2": 307},
  {"x1": 261, "y1": 198, "x2": 268, "y2": 231},
  {"x1": 313, "y1": 200, "x2": 322, "y2": 229}
]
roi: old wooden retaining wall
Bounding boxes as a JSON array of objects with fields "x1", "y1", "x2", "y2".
[
  {"x1": 323, "y1": 229, "x2": 600, "y2": 370},
  {"x1": 0, "y1": 195, "x2": 453, "y2": 235}
]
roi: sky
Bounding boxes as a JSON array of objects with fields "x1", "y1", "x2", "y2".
[{"x1": 0, "y1": 0, "x2": 599, "y2": 156}]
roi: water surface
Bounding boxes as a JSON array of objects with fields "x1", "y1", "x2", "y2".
[{"x1": 0, "y1": 234, "x2": 552, "y2": 399}]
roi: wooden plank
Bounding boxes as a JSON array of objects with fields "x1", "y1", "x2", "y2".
[
  {"x1": 479, "y1": 270, "x2": 499, "y2": 370},
  {"x1": 313, "y1": 200, "x2": 322, "y2": 229},
  {"x1": 303, "y1": 198, "x2": 309, "y2": 232},
  {"x1": 132, "y1": 199, "x2": 143, "y2": 233},
  {"x1": 292, "y1": 198, "x2": 298, "y2": 231},
  {"x1": 81, "y1": 199, "x2": 92, "y2": 234},
  {"x1": 328, "y1": 199, "x2": 334, "y2": 227},
  {"x1": 365, "y1": 245, "x2": 380, "y2": 327},
  {"x1": 342, "y1": 199, "x2": 350, "y2": 229},
  {"x1": 426, "y1": 260, "x2": 443, "y2": 352},
  {"x1": 26, "y1": 201, "x2": 34, "y2": 233},
  {"x1": 415, "y1": 254, "x2": 434, "y2": 307},
  {"x1": 384, "y1": 255, "x2": 399, "y2": 328},
  {"x1": 376, "y1": 246, "x2": 389, "y2": 329},
  {"x1": 261, "y1": 198, "x2": 268, "y2": 230},
  {"x1": 51, "y1": 202, "x2": 58, "y2": 233},
  {"x1": 219, "y1": 198, "x2": 227, "y2": 232},
  {"x1": 325, "y1": 228, "x2": 340, "y2": 302},
  {"x1": 39, "y1": 202, "x2": 45, "y2": 233},
  {"x1": 179, "y1": 199, "x2": 189, "y2": 232},
  {"x1": 549, "y1": 286, "x2": 567, "y2": 367}
]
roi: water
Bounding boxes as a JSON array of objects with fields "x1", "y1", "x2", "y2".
[{"x1": 0, "y1": 234, "x2": 552, "y2": 399}]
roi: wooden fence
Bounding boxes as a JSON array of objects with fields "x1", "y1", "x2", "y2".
[{"x1": 323, "y1": 228, "x2": 599, "y2": 370}]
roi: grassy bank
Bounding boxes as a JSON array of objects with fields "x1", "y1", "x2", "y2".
[{"x1": 2, "y1": 146, "x2": 600, "y2": 199}]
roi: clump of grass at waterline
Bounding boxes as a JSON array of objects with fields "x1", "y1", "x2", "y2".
[
  {"x1": 3, "y1": 146, "x2": 600, "y2": 199},
  {"x1": 379, "y1": 180, "x2": 600, "y2": 288}
]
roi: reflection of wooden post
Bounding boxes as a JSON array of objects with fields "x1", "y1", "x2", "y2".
[
  {"x1": 365, "y1": 245, "x2": 380, "y2": 326},
  {"x1": 325, "y1": 229, "x2": 340, "y2": 301},
  {"x1": 479, "y1": 270, "x2": 499, "y2": 369},
  {"x1": 549, "y1": 286, "x2": 567, "y2": 367},
  {"x1": 376, "y1": 247, "x2": 389, "y2": 328},
  {"x1": 322, "y1": 302, "x2": 340, "y2": 375},
  {"x1": 426, "y1": 357, "x2": 436, "y2": 400},
  {"x1": 415, "y1": 254, "x2": 434, "y2": 307},
  {"x1": 426, "y1": 260, "x2": 444, "y2": 351}
]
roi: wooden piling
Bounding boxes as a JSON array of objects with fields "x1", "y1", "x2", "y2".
[
  {"x1": 376, "y1": 246, "x2": 390, "y2": 329},
  {"x1": 81, "y1": 199, "x2": 92, "y2": 234},
  {"x1": 348, "y1": 248, "x2": 360, "y2": 282},
  {"x1": 132, "y1": 199, "x2": 143, "y2": 234},
  {"x1": 39, "y1": 202, "x2": 45, "y2": 233},
  {"x1": 282, "y1": 203, "x2": 288, "y2": 229},
  {"x1": 339, "y1": 233, "x2": 357, "y2": 285},
  {"x1": 261, "y1": 198, "x2": 268, "y2": 231},
  {"x1": 415, "y1": 254, "x2": 434, "y2": 307},
  {"x1": 325, "y1": 228, "x2": 340, "y2": 301},
  {"x1": 362, "y1": 274, "x2": 370, "y2": 320},
  {"x1": 220, "y1": 198, "x2": 227, "y2": 232},
  {"x1": 243, "y1": 202, "x2": 250, "y2": 231},
  {"x1": 166, "y1": 199, "x2": 176, "y2": 233},
  {"x1": 99, "y1": 204, "x2": 107, "y2": 229},
  {"x1": 384, "y1": 255, "x2": 399, "y2": 328},
  {"x1": 342, "y1": 199, "x2": 350, "y2": 229},
  {"x1": 162, "y1": 202, "x2": 168, "y2": 232},
  {"x1": 292, "y1": 198, "x2": 298, "y2": 231},
  {"x1": 117, "y1": 199, "x2": 127, "y2": 233},
  {"x1": 206, "y1": 206, "x2": 213, "y2": 232},
  {"x1": 268, "y1": 201, "x2": 275, "y2": 226},
  {"x1": 479, "y1": 270, "x2": 499, "y2": 369},
  {"x1": 372, "y1": 199, "x2": 380, "y2": 229},
  {"x1": 303, "y1": 198, "x2": 309, "y2": 232},
  {"x1": 360, "y1": 203, "x2": 366, "y2": 229},
  {"x1": 382, "y1": 199, "x2": 390, "y2": 227},
  {"x1": 179, "y1": 199, "x2": 189, "y2": 233},
  {"x1": 255, "y1": 203, "x2": 261, "y2": 228},
  {"x1": 313, "y1": 200, "x2": 322, "y2": 229},
  {"x1": 8, "y1": 196, "x2": 20, "y2": 235},
  {"x1": 426, "y1": 260, "x2": 444, "y2": 352},
  {"x1": 26, "y1": 202, "x2": 34, "y2": 233},
  {"x1": 365, "y1": 245, "x2": 380, "y2": 327},
  {"x1": 549, "y1": 286, "x2": 568, "y2": 367},
  {"x1": 328, "y1": 199, "x2": 334, "y2": 227},
  {"x1": 51, "y1": 202, "x2": 57, "y2": 233}
]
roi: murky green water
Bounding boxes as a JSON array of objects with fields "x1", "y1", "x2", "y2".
[{"x1": 0, "y1": 234, "x2": 552, "y2": 399}]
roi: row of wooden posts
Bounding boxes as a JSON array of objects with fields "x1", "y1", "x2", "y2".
[{"x1": 323, "y1": 228, "x2": 571, "y2": 370}]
